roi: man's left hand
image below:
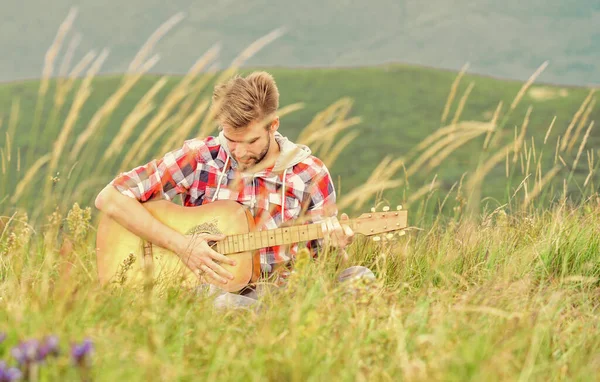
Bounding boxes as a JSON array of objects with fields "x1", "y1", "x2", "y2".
[{"x1": 321, "y1": 213, "x2": 355, "y2": 261}]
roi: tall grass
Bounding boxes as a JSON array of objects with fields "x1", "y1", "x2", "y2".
[{"x1": 0, "y1": 9, "x2": 599, "y2": 381}]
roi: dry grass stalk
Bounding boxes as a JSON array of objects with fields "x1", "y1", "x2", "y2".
[
  {"x1": 567, "y1": 98, "x2": 595, "y2": 153},
  {"x1": 405, "y1": 180, "x2": 441, "y2": 208},
  {"x1": 467, "y1": 139, "x2": 521, "y2": 202},
  {"x1": 103, "y1": 77, "x2": 169, "y2": 160},
  {"x1": 522, "y1": 165, "x2": 562, "y2": 209},
  {"x1": 561, "y1": 89, "x2": 595, "y2": 151},
  {"x1": 141, "y1": 117, "x2": 179, "y2": 158},
  {"x1": 335, "y1": 155, "x2": 406, "y2": 210},
  {"x1": 318, "y1": 117, "x2": 362, "y2": 156},
  {"x1": 322, "y1": 131, "x2": 360, "y2": 168},
  {"x1": 39, "y1": 8, "x2": 78, "y2": 99},
  {"x1": 338, "y1": 179, "x2": 404, "y2": 211},
  {"x1": 571, "y1": 121, "x2": 594, "y2": 174},
  {"x1": 48, "y1": 83, "x2": 91, "y2": 178},
  {"x1": 50, "y1": 50, "x2": 107, "y2": 173},
  {"x1": 483, "y1": 101, "x2": 503, "y2": 150},
  {"x1": 6, "y1": 98, "x2": 21, "y2": 162},
  {"x1": 69, "y1": 51, "x2": 159, "y2": 161},
  {"x1": 54, "y1": 33, "x2": 83, "y2": 108},
  {"x1": 543, "y1": 116, "x2": 557, "y2": 144},
  {"x1": 512, "y1": 106, "x2": 532, "y2": 163},
  {"x1": 297, "y1": 98, "x2": 353, "y2": 144},
  {"x1": 159, "y1": 100, "x2": 210, "y2": 154},
  {"x1": 408, "y1": 128, "x2": 477, "y2": 176},
  {"x1": 58, "y1": 33, "x2": 81, "y2": 78},
  {"x1": 441, "y1": 62, "x2": 469, "y2": 124},
  {"x1": 368, "y1": 156, "x2": 406, "y2": 184},
  {"x1": 554, "y1": 136, "x2": 561, "y2": 165},
  {"x1": 412, "y1": 121, "x2": 491, "y2": 157},
  {"x1": 1, "y1": 148, "x2": 5, "y2": 175},
  {"x1": 450, "y1": 82, "x2": 475, "y2": 128},
  {"x1": 121, "y1": 48, "x2": 221, "y2": 168},
  {"x1": 11, "y1": 154, "x2": 51, "y2": 204},
  {"x1": 301, "y1": 117, "x2": 361, "y2": 156},
  {"x1": 510, "y1": 61, "x2": 548, "y2": 111},
  {"x1": 427, "y1": 129, "x2": 486, "y2": 170},
  {"x1": 128, "y1": 13, "x2": 185, "y2": 72},
  {"x1": 584, "y1": 150, "x2": 595, "y2": 187}
]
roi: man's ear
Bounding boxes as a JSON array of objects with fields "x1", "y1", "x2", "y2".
[{"x1": 270, "y1": 116, "x2": 280, "y2": 132}]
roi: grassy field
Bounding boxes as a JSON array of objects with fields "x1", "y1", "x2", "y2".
[
  {"x1": 0, "y1": 193, "x2": 598, "y2": 381},
  {"x1": 0, "y1": 27, "x2": 599, "y2": 381}
]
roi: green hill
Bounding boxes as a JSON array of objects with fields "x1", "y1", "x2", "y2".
[{"x1": 0, "y1": 64, "x2": 598, "y2": 221}]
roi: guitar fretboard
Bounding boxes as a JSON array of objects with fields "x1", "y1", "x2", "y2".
[{"x1": 215, "y1": 224, "x2": 327, "y2": 254}]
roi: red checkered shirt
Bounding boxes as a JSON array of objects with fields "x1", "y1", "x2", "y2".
[{"x1": 109, "y1": 132, "x2": 337, "y2": 272}]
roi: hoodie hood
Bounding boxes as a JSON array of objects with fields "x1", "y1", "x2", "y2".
[{"x1": 217, "y1": 131, "x2": 312, "y2": 174}]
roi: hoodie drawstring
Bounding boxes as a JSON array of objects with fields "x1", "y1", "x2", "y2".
[
  {"x1": 280, "y1": 168, "x2": 288, "y2": 219},
  {"x1": 211, "y1": 154, "x2": 230, "y2": 202}
]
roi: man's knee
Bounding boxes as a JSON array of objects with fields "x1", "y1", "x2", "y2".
[{"x1": 337, "y1": 266, "x2": 376, "y2": 283}]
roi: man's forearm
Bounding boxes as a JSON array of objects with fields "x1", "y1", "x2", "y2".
[{"x1": 95, "y1": 186, "x2": 187, "y2": 255}]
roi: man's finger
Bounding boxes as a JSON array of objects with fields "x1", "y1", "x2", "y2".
[
  {"x1": 327, "y1": 218, "x2": 337, "y2": 244},
  {"x1": 209, "y1": 249, "x2": 236, "y2": 267},
  {"x1": 202, "y1": 233, "x2": 226, "y2": 242},
  {"x1": 203, "y1": 258, "x2": 234, "y2": 281},
  {"x1": 344, "y1": 225, "x2": 354, "y2": 237},
  {"x1": 341, "y1": 213, "x2": 349, "y2": 220},
  {"x1": 199, "y1": 263, "x2": 228, "y2": 284}
]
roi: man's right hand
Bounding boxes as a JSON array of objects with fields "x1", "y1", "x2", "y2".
[{"x1": 176, "y1": 233, "x2": 235, "y2": 285}]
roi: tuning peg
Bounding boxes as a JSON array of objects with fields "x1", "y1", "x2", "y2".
[
  {"x1": 371, "y1": 207, "x2": 376, "y2": 213},
  {"x1": 372, "y1": 236, "x2": 381, "y2": 242},
  {"x1": 396, "y1": 205, "x2": 403, "y2": 210},
  {"x1": 386, "y1": 233, "x2": 394, "y2": 240},
  {"x1": 397, "y1": 231, "x2": 406, "y2": 236},
  {"x1": 383, "y1": 206, "x2": 390, "y2": 212}
]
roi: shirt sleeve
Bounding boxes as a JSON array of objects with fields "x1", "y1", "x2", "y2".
[
  {"x1": 109, "y1": 139, "x2": 202, "y2": 203},
  {"x1": 301, "y1": 164, "x2": 338, "y2": 257}
]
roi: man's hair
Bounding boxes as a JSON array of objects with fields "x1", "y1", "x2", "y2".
[{"x1": 211, "y1": 71, "x2": 280, "y2": 129}]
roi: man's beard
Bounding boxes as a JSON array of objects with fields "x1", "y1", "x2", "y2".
[{"x1": 237, "y1": 137, "x2": 270, "y2": 171}]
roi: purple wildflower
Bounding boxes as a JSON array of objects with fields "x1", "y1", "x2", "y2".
[
  {"x1": 0, "y1": 333, "x2": 6, "y2": 345},
  {"x1": 37, "y1": 336, "x2": 60, "y2": 361},
  {"x1": 10, "y1": 340, "x2": 39, "y2": 366},
  {"x1": 36, "y1": 336, "x2": 60, "y2": 361},
  {"x1": 71, "y1": 339, "x2": 93, "y2": 367},
  {"x1": 0, "y1": 361, "x2": 22, "y2": 381}
]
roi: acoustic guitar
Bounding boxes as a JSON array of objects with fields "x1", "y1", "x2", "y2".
[{"x1": 95, "y1": 199, "x2": 408, "y2": 293}]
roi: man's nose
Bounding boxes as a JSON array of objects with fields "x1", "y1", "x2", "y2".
[{"x1": 233, "y1": 145, "x2": 247, "y2": 157}]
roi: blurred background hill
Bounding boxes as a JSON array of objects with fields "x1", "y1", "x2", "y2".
[{"x1": 2, "y1": 0, "x2": 600, "y2": 86}]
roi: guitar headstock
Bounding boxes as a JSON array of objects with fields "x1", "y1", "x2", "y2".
[{"x1": 352, "y1": 205, "x2": 408, "y2": 241}]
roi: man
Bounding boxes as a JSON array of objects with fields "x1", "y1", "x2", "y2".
[{"x1": 95, "y1": 71, "x2": 362, "y2": 302}]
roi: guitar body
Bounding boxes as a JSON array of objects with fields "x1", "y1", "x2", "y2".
[{"x1": 96, "y1": 199, "x2": 260, "y2": 293}]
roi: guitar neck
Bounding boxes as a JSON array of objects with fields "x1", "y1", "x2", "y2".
[
  {"x1": 213, "y1": 209, "x2": 407, "y2": 254},
  {"x1": 215, "y1": 221, "x2": 355, "y2": 254}
]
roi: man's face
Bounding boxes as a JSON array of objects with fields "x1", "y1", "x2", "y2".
[{"x1": 221, "y1": 119, "x2": 274, "y2": 171}]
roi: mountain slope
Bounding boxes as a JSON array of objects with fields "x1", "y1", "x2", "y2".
[{"x1": 2, "y1": 0, "x2": 600, "y2": 85}]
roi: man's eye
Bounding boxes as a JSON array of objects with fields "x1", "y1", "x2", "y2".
[{"x1": 250, "y1": 139, "x2": 258, "y2": 144}]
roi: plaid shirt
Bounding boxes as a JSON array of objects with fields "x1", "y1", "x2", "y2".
[{"x1": 109, "y1": 134, "x2": 337, "y2": 271}]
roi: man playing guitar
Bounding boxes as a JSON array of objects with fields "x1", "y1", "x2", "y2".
[{"x1": 95, "y1": 71, "x2": 367, "y2": 306}]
